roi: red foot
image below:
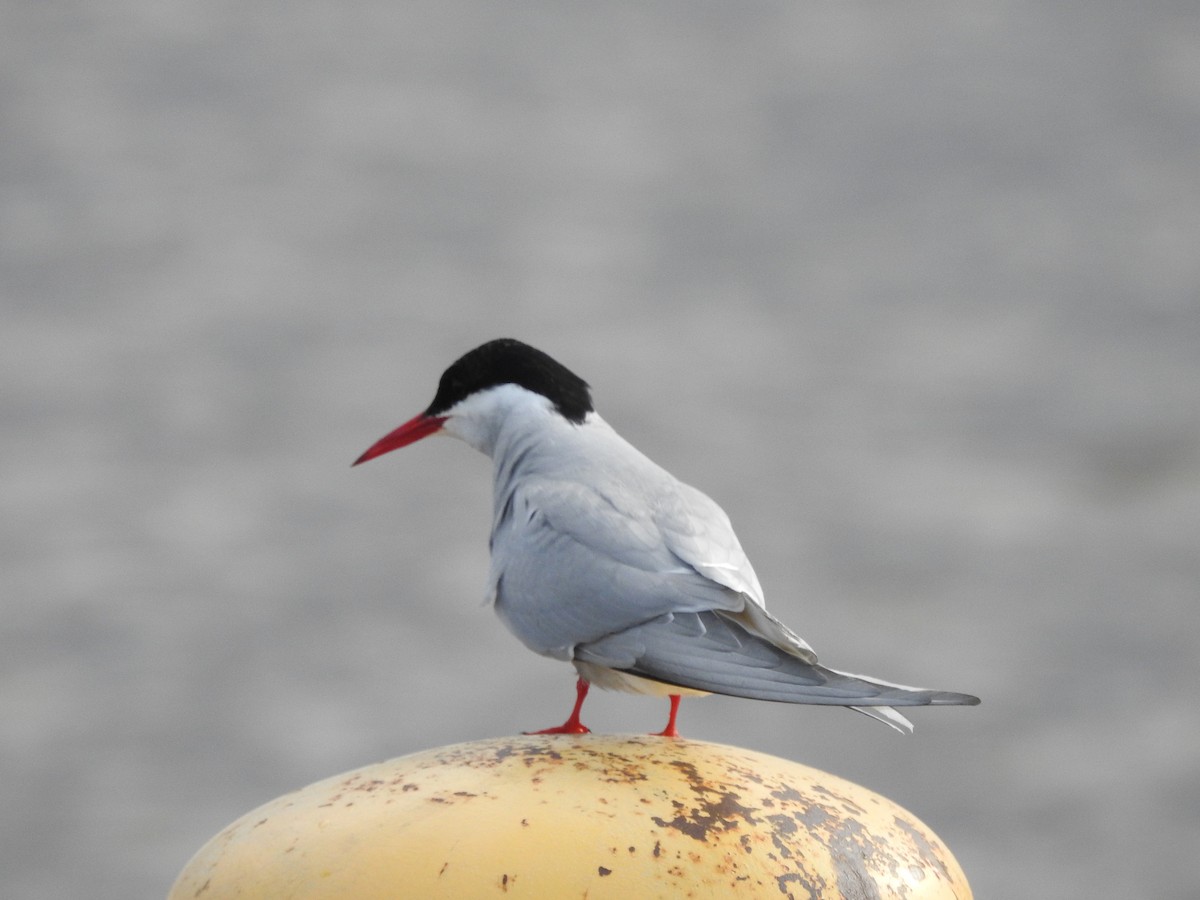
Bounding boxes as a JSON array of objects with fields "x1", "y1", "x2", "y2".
[
  {"x1": 527, "y1": 721, "x2": 591, "y2": 735},
  {"x1": 525, "y1": 678, "x2": 591, "y2": 735},
  {"x1": 652, "y1": 695, "x2": 682, "y2": 738}
]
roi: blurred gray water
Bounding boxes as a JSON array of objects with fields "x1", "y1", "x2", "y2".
[{"x1": 3, "y1": 2, "x2": 1199, "y2": 897}]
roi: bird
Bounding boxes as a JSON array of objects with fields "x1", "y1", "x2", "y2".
[{"x1": 354, "y1": 338, "x2": 979, "y2": 736}]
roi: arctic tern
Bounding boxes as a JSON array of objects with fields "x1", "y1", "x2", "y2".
[{"x1": 354, "y1": 338, "x2": 979, "y2": 736}]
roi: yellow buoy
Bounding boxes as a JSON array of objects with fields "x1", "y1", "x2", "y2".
[{"x1": 170, "y1": 734, "x2": 971, "y2": 899}]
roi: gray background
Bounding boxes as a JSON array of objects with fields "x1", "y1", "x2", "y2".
[{"x1": 4, "y1": 2, "x2": 1199, "y2": 897}]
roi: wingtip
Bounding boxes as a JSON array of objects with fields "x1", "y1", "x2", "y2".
[{"x1": 930, "y1": 691, "x2": 981, "y2": 706}]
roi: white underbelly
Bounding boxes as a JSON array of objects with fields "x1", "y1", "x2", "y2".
[{"x1": 573, "y1": 661, "x2": 710, "y2": 697}]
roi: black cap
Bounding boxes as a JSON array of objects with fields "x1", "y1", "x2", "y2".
[{"x1": 426, "y1": 339, "x2": 593, "y2": 424}]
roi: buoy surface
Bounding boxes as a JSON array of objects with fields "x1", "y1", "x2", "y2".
[{"x1": 170, "y1": 734, "x2": 971, "y2": 899}]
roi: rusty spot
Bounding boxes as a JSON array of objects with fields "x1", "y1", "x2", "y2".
[
  {"x1": 893, "y1": 816, "x2": 953, "y2": 884},
  {"x1": 518, "y1": 745, "x2": 562, "y2": 765},
  {"x1": 653, "y1": 840, "x2": 662, "y2": 858},
  {"x1": 627, "y1": 845, "x2": 636, "y2": 854},
  {"x1": 598, "y1": 866, "x2": 612, "y2": 876},
  {"x1": 574, "y1": 746, "x2": 651, "y2": 784},
  {"x1": 798, "y1": 805, "x2": 834, "y2": 829},
  {"x1": 651, "y1": 788, "x2": 758, "y2": 843},
  {"x1": 766, "y1": 814, "x2": 798, "y2": 859},
  {"x1": 436, "y1": 739, "x2": 564, "y2": 772},
  {"x1": 832, "y1": 857, "x2": 880, "y2": 900},
  {"x1": 730, "y1": 757, "x2": 768, "y2": 781},
  {"x1": 772, "y1": 786, "x2": 805, "y2": 803},
  {"x1": 768, "y1": 814, "x2": 798, "y2": 836},
  {"x1": 520, "y1": 818, "x2": 529, "y2": 827},
  {"x1": 402, "y1": 783, "x2": 419, "y2": 792},
  {"x1": 800, "y1": 810, "x2": 887, "y2": 899},
  {"x1": 501, "y1": 873, "x2": 509, "y2": 891},
  {"x1": 778, "y1": 870, "x2": 823, "y2": 900}
]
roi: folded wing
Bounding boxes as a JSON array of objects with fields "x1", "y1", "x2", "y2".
[{"x1": 575, "y1": 609, "x2": 980, "y2": 733}]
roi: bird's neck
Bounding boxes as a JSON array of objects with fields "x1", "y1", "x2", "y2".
[{"x1": 492, "y1": 405, "x2": 588, "y2": 465}]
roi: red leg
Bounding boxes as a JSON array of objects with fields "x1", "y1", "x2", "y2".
[
  {"x1": 526, "y1": 678, "x2": 591, "y2": 734},
  {"x1": 653, "y1": 695, "x2": 682, "y2": 738}
]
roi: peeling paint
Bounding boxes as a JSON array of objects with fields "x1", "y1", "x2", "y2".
[
  {"x1": 777, "y1": 870, "x2": 823, "y2": 900},
  {"x1": 168, "y1": 735, "x2": 972, "y2": 899},
  {"x1": 894, "y1": 816, "x2": 955, "y2": 885}
]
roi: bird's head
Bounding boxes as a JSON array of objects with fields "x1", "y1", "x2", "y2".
[{"x1": 353, "y1": 338, "x2": 593, "y2": 464}]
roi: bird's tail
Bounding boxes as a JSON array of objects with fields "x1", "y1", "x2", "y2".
[
  {"x1": 575, "y1": 609, "x2": 979, "y2": 734},
  {"x1": 851, "y1": 705, "x2": 915, "y2": 734}
]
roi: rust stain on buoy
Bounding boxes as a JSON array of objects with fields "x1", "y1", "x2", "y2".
[{"x1": 170, "y1": 735, "x2": 971, "y2": 899}]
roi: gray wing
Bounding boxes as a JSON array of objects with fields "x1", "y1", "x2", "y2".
[
  {"x1": 487, "y1": 477, "x2": 748, "y2": 660},
  {"x1": 617, "y1": 481, "x2": 979, "y2": 730},
  {"x1": 652, "y1": 480, "x2": 819, "y2": 663},
  {"x1": 652, "y1": 479, "x2": 766, "y2": 603},
  {"x1": 488, "y1": 465, "x2": 821, "y2": 663},
  {"x1": 574, "y1": 610, "x2": 981, "y2": 720}
]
